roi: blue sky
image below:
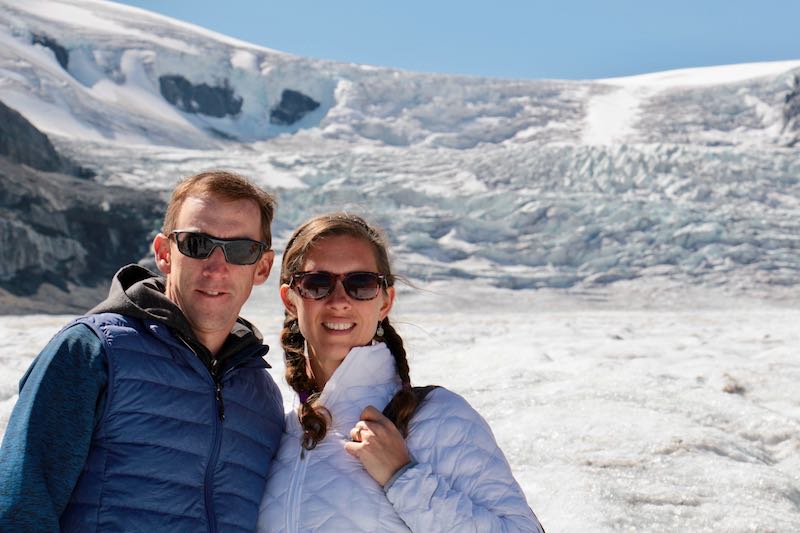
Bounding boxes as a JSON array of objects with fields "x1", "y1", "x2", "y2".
[{"x1": 115, "y1": 0, "x2": 800, "y2": 81}]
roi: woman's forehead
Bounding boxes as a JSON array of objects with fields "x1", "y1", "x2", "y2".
[{"x1": 303, "y1": 235, "x2": 379, "y2": 272}]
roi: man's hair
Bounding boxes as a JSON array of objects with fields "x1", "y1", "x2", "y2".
[{"x1": 162, "y1": 170, "x2": 277, "y2": 247}]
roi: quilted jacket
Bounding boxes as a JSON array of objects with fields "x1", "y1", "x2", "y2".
[
  {"x1": 256, "y1": 343, "x2": 543, "y2": 532},
  {"x1": 60, "y1": 313, "x2": 284, "y2": 532}
]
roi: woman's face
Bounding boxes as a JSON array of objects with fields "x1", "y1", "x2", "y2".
[{"x1": 281, "y1": 234, "x2": 395, "y2": 372}]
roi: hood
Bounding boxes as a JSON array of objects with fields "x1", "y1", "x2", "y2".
[{"x1": 89, "y1": 264, "x2": 268, "y2": 369}]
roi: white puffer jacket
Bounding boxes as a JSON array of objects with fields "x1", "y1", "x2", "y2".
[{"x1": 257, "y1": 343, "x2": 543, "y2": 532}]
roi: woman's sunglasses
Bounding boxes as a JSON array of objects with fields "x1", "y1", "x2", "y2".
[
  {"x1": 290, "y1": 271, "x2": 387, "y2": 300},
  {"x1": 170, "y1": 230, "x2": 267, "y2": 265}
]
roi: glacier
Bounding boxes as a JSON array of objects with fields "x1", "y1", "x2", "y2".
[{"x1": 1, "y1": 0, "x2": 799, "y2": 297}]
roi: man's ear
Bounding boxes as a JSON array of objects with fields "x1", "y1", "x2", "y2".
[
  {"x1": 153, "y1": 233, "x2": 171, "y2": 274},
  {"x1": 253, "y1": 250, "x2": 274, "y2": 286},
  {"x1": 379, "y1": 286, "x2": 395, "y2": 321},
  {"x1": 280, "y1": 283, "x2": 297, "y2": 315}
]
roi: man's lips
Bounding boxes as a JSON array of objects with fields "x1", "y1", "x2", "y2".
[{"x1": 196, "y1": 289, "x2": 229, "y2": 297}]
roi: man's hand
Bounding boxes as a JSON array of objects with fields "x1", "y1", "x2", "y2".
[{"x1": 344, "y1": 405, "x2": 411, "y2": 486}]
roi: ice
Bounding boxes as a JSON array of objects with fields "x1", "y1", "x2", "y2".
[
  {"x1": 1, "y1": 283, "x2": 798, "y2": 531},
  {"x1": 2, "y1": 2, "x2": 799, "y2": 294}
]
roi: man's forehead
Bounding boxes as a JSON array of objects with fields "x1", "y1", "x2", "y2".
[{"x1": 175, "y1": 195, "x2": 261, "y2": 235}]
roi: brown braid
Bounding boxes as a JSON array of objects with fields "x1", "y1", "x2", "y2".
[
  {"x1": 379, "y1": 317, "x2": 418, "y2": 437},
  {"x1": 281, "y1": 314, "x2": 330, "y2": 450},
  {"x1": 280, "y1": 212, "x2": 412, "y2": 449}
]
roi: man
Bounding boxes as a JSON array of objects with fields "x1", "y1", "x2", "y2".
[{"x1": 0, "y1": 171, "x2": 284, "y2": 532}]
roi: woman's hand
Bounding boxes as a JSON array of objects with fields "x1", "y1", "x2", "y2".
[{"x1": 344, "y1": 405, "x2": 411, "y2": 486}]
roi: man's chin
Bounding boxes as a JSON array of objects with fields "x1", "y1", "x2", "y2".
[{"x1": 186, "y1": 308, "x2": 238, "y2": 334}]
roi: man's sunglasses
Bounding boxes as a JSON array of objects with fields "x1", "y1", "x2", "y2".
[
  {"x1": 290, "y1": 271, "x2": 387, "y2": 300},
  {"x1": 170, "y1": 230, "x2": 267, "y2": 265}
]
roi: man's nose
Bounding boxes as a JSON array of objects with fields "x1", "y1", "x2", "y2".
[{"x1": 202, "y1": 246, "x2": 229, "y2": 272}]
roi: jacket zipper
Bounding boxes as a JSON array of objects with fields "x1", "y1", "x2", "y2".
[
  {"x1": 178, "y1": 336, "x2": 223, "y2": 533},
  {"x1": 204, "y1": 397, "x2": 222, "y2": 533},
  {"x1": 175, "y1": 333, "x2": 265, "y2": 532},
  {"x1": 285, "y1": 447, "x2": 309, "y2": 532},
  {"x1": 211, "y1": 358, "x2": 225, "y2": 420}
]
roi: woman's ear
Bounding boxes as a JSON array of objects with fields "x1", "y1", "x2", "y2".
[
  {"x1": 280, "y1": 283, "x2": 297, "y2": 315},
  {"x1": 379, "y1": 286, "x2": 395, "y2": 321},
  {"x1": 153, "y1": 233, "x2": 171, "y2": 274}
]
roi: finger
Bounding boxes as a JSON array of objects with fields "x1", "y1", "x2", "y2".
[
  {"x1": 349, "y1": 426, "x2": 368, "y2": 442},
  {"x1": 349, "y1": 420, "x2": 370, "y2": 441},
  {"x1": 344, "y1": 441, "x2": 362, "y2": 456}
]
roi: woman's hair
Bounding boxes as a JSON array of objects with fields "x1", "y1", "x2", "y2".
[{"x1": 280, "y1": 212, "x2": 418, "y2": 450}]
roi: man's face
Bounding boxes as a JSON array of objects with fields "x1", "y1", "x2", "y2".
[{"x1": 153, "y1": 194, "x2": 273, "y2": 352}]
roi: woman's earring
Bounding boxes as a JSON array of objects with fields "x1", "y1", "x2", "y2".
[
  {"x1": 376, "y1": 321, "x2": 384, "y2": 337},
  {"x1": 290, "y1": 320, "x2": 300, "y2": 334}
]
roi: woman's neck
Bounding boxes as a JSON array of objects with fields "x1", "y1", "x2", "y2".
[{"x1": 307, "y1": 351, "x2": 343, "y2": 390}]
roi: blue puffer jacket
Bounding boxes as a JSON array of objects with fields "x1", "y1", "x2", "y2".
[
  {"x1": 61, "y1": 313, "x2": 283, "y2": 533},
  {"x1": 59, "y1": 312, "x2": 284, "y2": 532}
]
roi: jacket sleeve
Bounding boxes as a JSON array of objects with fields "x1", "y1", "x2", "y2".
[
  {"x1": 384, "y1": 388, "x2": 544, "y2": 533},
  {"x1": 0, "y1": 323, "x2": 108, "y2": 532}
]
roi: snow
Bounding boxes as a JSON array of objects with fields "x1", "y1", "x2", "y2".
[
  {"x1": 1, "y1": 281, "x2": 798, "y2": 532},
  {"x1": 582, "y1": 85, "x2": 645, "y2": 145},
  {"x1": 16, "y1": 0, "x2": 200, "y2": 54},
  {"x1": 231, "y1": 49, "x2": 258, "y2": 72},
  {"x1": 601, "y1": 60, "x2": 800, "y2": 88},
  {"x1": 0, "y1": 89, "x2": 110, "y2": 141}
]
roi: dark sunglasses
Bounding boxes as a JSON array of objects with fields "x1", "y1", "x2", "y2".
[
  {"x1": 170, "y1": 230, "x2": 267, "y2": 265},
  {"x1": 290, "y1": 271, "x2": 387, "y2": 300}
]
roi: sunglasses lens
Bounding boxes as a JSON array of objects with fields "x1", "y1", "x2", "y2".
[
  {"x1": 224, "y1": 240, "x2": 264, "y2": 265},
  {"x1": 343, "y1": 273, "x2": 381, "y2": 300},
  {"x1": 296, "y1": 272, "x2": 336, "y2": 299},
  {"x1": 177, "y1": 233, "x2": 214, "y2": 259}
]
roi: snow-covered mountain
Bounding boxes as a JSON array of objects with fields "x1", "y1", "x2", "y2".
[{"x1": 2, "y1": 0, "x2": 799, "y2": 300}]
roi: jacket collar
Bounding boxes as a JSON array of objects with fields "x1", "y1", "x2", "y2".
[{"x1": 314, "y1": 343, "x2": 402, "y2": 433}]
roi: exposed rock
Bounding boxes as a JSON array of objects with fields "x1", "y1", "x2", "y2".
[
  {"x1": 270, "y1": 89, "x2": 320, "y2": 125},
  {"x1": 0, "y1": 100, "x2": 163, "y2": 313},
  {"x1": 0, "y1": 100, "x2": 94, "y2": 178},
  {"x1": 0, "y1": 100, "x2": 63, "y2": 172},
  {"x1": 783, "y1": 75, "x2": 800, "y2": 147},
  {"x1": 0, "y1": 157, "x2": 165, "y2": 313},
  {"x1": 31, "y1": 34, "x2": 68, "y2": 70},
  {"x1": 159, "y1": 75, "x2": 243, "y2": 117}
]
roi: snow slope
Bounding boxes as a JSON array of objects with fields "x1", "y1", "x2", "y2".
[{"x1": 1, "y1": 282, "x2": 798, "y2": 532}]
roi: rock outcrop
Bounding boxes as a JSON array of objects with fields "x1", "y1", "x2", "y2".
[
  {"x1": 0, "y1": 102, "x2": 165, "y2": 313},
  {"x1": 159, "y1": 75, "x2": 243, "y2": 117},
  {"x1": 270, "y1": 89, "x2": 320, "y2": 125},
  {"x1": 0, "y1": 100, "x2": 64, "y2": 172},
  {"x1": 31, "y1": 34, "x2": 68, "y2": 70},
  {"x1": 0, "y1": 159, "x2": 164, "y2": 293},
  {"x1": 783, "y1": 75, "x2": 800, "y2": 147},
  {"x1": 0, "y1": 100, "x2": 94, "y2": 178}
]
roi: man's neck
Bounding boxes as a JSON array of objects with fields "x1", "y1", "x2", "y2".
[{"x1": 196, "y1": 333, "x2": 227, "y2": 358}]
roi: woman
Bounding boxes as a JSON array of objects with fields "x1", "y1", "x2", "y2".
[{"x1": 257, "y1": 213, "x2": 543, "y2": 532}]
